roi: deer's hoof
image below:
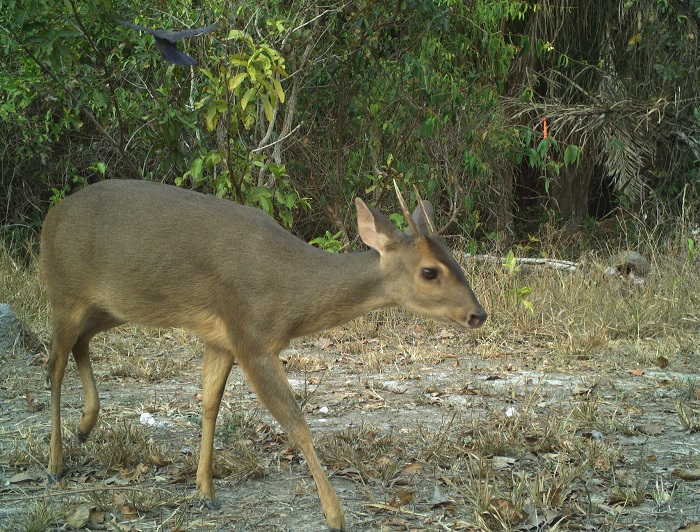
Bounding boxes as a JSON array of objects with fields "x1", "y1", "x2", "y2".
[
  {"x1": 47, "y1": 472, "x2": 63, "y2": 483},
  {"x1": 77, "y1": 429, "x2": 89, "y2": 443},
  {"x1": 202, "y1": 498, "x2": 221, "y2": 511}
]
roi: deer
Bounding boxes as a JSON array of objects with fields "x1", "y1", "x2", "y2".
[{"x1": 40, "y1": 179, "x2": 487, "y2": 531}]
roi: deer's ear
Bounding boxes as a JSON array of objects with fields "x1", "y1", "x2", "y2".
[
  {"x1": 410, "y1": 201, "x2": 435, "y2": 235},
  {"x1": 355, "y1": 198, "x2": 404, "y2": 254}
]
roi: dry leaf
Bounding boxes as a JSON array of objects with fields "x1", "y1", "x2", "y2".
[
  {"x1": 672, "y1": 468, "x2": 700, "y2": 481},
  {"x1": 313, "y1": 337, "x2": 333, "y2": 349},
  {"x1": 430, "y1": 484, "x2": 454, "y2": 507},
  {"x1": 121, "y1": 504, "x2": 139, "y2": 520},
  {"x1": 65, "y1": 504, "x2": 92, "y2": 529},
  {"x1": 492, "y1": 456, "x2": 517, "y2": 470},
  {"x1": 389, "y1": 488, "x2": 415, "y2": 508},
  {"x1": 7, "y1": 471, "x2": 40, "y2": 484},
  {"x1": 336, "y1": 467, "x2": 362, "y2": 478},
  {"x1": 437, "y1": 329, "x2": 455, "y2": 338},
  {"x1": 694, "y1": 388, "x2": 700, "y2": 401},
  {"x1": 657, "y1": 356, "x2": 669, "y2": 368},
  {"x1": 629, "y1": 369, "x2": 645, "y2": 376},
  {"x1": 639, "y1": 423, "x2": 663, "y2": 436},
  {"x1": 401, "y1": 462, "x2": 424, "y2": 476},
  {"x1": 25, "y1": 391, "x2": 40, "y2": 412},
  {"x1": 487, "y1": 498, "x2": 527, "y2": 522},
  {"x1": 678, "y1": 522, "x2": 700, "y2": 531},
  {"x1": 88, "y1": 510, "x2": 107, "y2": 527}
]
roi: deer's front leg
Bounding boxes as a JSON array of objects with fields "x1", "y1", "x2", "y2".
[
  {"x1": 197, "y1": 344, "x2": 234, "y2": 510},
  {"x1": 238, "y1": 352, "x2": 345, "y2": 531}
]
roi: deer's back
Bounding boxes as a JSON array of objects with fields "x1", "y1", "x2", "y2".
[{"x1": 40, "y1": 180, "x2": 307, "y2": 337}]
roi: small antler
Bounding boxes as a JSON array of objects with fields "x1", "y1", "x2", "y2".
[
  {"x1": 393, "y1": 180, "x2": 420, "y2": 237},
  {"x1": 412, "y1": 185, "x2": 436, "y2": 234}
]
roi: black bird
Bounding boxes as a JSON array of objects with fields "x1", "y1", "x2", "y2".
[{"x1": 114, "y1": 18, "x2": 219, "y2": 66}]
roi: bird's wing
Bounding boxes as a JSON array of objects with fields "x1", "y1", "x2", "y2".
[
  {"x1": 113, "y1": 17, "x2": 160, "y2": 36},
  {"x1": 156, "y1": 24, "x2": 220, "y2": 42},
  {"x1": 155, "y1": 41, "x2": 198, "y2": 66}
]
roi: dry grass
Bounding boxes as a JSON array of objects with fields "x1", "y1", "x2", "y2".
[
  {"x1": 0, "y1": 246, "x2": 49, "y2": 336},
  {"x1": 1, "y1": 218, "x2": 699, "y2": 530}
]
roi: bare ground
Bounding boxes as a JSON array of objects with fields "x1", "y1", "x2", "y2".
[{"x1": 2, "y1": 317, "x2": 700, "y2": 532}]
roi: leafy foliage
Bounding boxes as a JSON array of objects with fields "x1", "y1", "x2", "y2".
[{"x1": 1, "y1": 0, "x2": 698, "y2": 252}]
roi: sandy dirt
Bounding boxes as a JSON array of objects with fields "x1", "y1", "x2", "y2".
[{"x1": 2, "y1": 324, "x2": 700, "y2": 531}]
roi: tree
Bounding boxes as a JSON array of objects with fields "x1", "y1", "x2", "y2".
[{"x1": 505, "y1": 0, "x2": 700, "y2": 226}]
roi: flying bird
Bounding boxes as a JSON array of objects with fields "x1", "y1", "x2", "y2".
[{"x1": 114, "y1": 17, "x2": 219, "y2": 66}]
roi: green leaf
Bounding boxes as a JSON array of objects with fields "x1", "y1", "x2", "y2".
[
  {"x1": 504, "y1": 250, "x2": 519, "y2": 274},
  {"x1": 543, "y1": 177, "x2": 551, "y2": 195},
  {"x1": 228, "y1": 72, "x2": 248, "y2": 91},
  {"x1": 526, "y1": 147, "x2": 539, "y2": 167},
  {"x1": 272, "y1": 77, "x2": 285, "y2": 104},
  {"x1": 15, "y1": 9, "x2": 28, "y2": 26},
  {"x1": 226, "y1": 29, "x2": 252, "y2": 44},
  {"x1": 199, "y1": 67, "x2": 215, "y2": 82},
  {"x1": 246, "y1": 185, "x2": 272, "y2": 204},
  {"x1": 259, "y1": 196, "x2": 273, "y2": 214},
  {"x1": 271, "y1": 64, "x2": 288, "y2": 77},
  {"x1": 261, "y1": 95, "x2": 274, "y2": 123},
  {"x1": 205, "y1": 101, "x2": 220, "y2": 131},
  {"x1": 241, "y1": 87, "x2": 256, "y2": 110},
  {"x1": 182, "y1": 157, "x2": 204, "y2": 186},
  {"x1": 248, "y1": 65, "x2": 258, "y2": 83}
]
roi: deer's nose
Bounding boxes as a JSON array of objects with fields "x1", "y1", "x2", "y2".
[{"x1": 468, "y1": 308, "x2": 488, "y2": 329}]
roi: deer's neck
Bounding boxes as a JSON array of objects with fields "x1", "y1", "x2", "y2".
[{"x1": 286, "y1": 249, "x2": 389, "y2": 338}]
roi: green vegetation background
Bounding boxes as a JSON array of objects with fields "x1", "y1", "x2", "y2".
[{"x1": 1, "y1": 0, "x2": 699, "y2": 253}]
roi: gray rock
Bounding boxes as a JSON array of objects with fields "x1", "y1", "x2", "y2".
[{"x1": 0, "y1": 303, "x2": 22, "y2": 352}]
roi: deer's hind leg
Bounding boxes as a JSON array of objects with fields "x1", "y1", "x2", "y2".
[
  {"x1": 47, "y1": 305, "x2": 122, "y2": 481},
  {"x1": 47, "y1": 305, "x2": 87, "y2": 481},
  {"x1": 72, "y1": 308, "x2": 124, "y2": 442}
]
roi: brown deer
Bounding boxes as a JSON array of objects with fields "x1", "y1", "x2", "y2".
[{"x1": 40, "y1": 179, "x2": 486, "y2": 531}]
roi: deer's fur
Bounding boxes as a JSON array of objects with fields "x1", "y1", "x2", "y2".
[{"x1": 40, "y1": 179, "x2": 486, "y2": 531}]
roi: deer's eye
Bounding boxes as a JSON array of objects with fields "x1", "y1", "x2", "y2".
[{"x1": 421, "y1": 268, "x2": 438, "y2": 280}]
